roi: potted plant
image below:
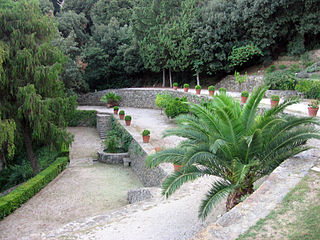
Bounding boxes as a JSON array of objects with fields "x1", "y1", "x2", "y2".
[
  {"x1": 100, "y1": 92, "x2": 121, "y2": 108},
  {"x1": 173, "y1": 82, "x2": 178, "y2": 90},
  {"x1": 208, "y1": 85, "x2": 215, "y2": 96},
  {"x1": 142, "y1": 129, "x2": 150, "y2": 143},
  {"x1": 195, "y1": 85, "x2": 201, "y2": 94},
  {"x1": 119, "y1": 110, "x2": 125, "y2": 120},
  {"x1": 183, "y1": 83, "x2": 190, "y2": 92},
  {"x1": 241, "y1": 91, "x2": 249, "y2": 104},
  {"x1": 113, "y1": 106, "x2": 119, "y2": 115},
  {"x1": 270, "y1": 95, "x2": 280, "y2": 107},
  {"x1": 308, "y1": 100, "x2": 319, "y2": 116},
  {"x1": 125, "y1": 115, "x2": 132, "y2": 126},
  {"x1": 219, "y1": 88, "x2": 226, "y2": 94}
]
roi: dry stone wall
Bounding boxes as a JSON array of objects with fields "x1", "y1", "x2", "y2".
[{"x1": 215, "y1": 75, "x2": 264, "y2": 92}]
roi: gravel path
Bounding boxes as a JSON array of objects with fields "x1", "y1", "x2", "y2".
[{"x1": 0, "y1": 127, "x2": 142, "y2": 240}]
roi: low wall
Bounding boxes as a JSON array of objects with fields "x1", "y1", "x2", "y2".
[
  {"x1": 215, "y1": 75, "x2": 264, "y2": 92},
  {"x1": 78, "y1": 88, "x2": 208, "y2": 109}
]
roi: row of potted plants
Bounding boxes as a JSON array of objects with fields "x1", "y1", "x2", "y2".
[
  {"x1": 173, "y1": 83, "x2": 227, "y2": 97},
  {"x1": 240, "y1": 92, "x2": 319, "y2": 116},
  {"x1": 114, "y1": 106, "x2": 152, "y2": 143}
]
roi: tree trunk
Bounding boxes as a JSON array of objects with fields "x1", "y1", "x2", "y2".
[
  {"x1": 196, "y1": 72, "x2": 200, "y2": 86},
  {"x1": 162, "y1": 69, "x2": 166, "y2": 87},
  {"x1": 22, "y1": 125, "x2": 39, "y2": 176},
  {"x1": 169, "y1": 68, "x2": 172, "y2": 88},
  {"x1": 226, "y1": 186, "x2": 254, "y2": 211}
]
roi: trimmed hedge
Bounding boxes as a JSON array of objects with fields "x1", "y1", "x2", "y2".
[
  {"x1": 0, "y1": 156, "x2": 69, "y2": 220},
  {"x1": 67, "y1": 110, "x2": 97, "y2": 127}
]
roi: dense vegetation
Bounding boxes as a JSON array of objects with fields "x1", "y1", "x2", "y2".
[{"x1": 37, "y1": 0, "x2": 320, "y2": 92}]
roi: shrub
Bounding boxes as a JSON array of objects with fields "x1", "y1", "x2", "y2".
[
  {"x1": 100, "y1": 92, "x2": 121, "y2": 104},
  {"x1": 266, "y1": 65, "x2": 276, "y2": 73},
  {"x1": 173, "y1": 82, "x2": 178, "y2": 87},
  {"x1": 119, "y1": 110, "x2": 125, "y2": 115},
  {"x1": 271, "y1": 95, "x2": 280, "y2": 101},
  {"x1": 208, "y1": 85, "x2": 215, "y2": 91},
  {"x1": 278, "y1": 64, "x2": 287, "y2": 70},
  {"x1": 295, "y1": 79, "x2": 314, "y2": 93},
  {"x1": 195, "y1": 85, "x2": 201, "y2": 90},
  {"x1": 0, "y1": 156, "x2": 69, "y2": 220},
  {"x1": 306, "y1": 62, "x2": 320, "y2": 73},
  {"x1": 264, "y1": 70, "x2": 297, "y2": 90},
  {"x1": 289, "y1": 64, "x2": 302, "y2": 73},
  {"x1": 142, "y1": 130, "x2": 150, "y2": 136},
  {"x1": 241, "y1": 91, "x2": 249, "y2": 97},
  {"x1": 295, "y1": 79, "x2": 320, "y2": 99},
  {"x1": 104, "y1": 130, "x2": 120, "y2": 153},
  {"x1": 228, "y1": 44, "x2": 263, "y2": 67},
  {"x1": 234, "y1": 71, "x2": 247, "y2": 85},
  {"x1": 155, "y1": 93, "x2": 174, "y2": 112},
  {"x1": 114, "y1": 106, "x2": 119, "y2": 110},
  {"x1": 219, "y1": 88, "x2": 226, "y2": 94},
  {"x1": 124, "y1": 115, "x2": 132, "y2": 121},
  {"x1": 164, "y1": 97, "x2": 189, "y2": 119},
  {"x1": 67, "y1": 110, "x2": 97, "y2": 127},
  {"x1": 183, "y1": 83, "x2": 190, "y2": 88},
  {"x1": 109, "y1": 116, "x2": 133, "y2": 151}
]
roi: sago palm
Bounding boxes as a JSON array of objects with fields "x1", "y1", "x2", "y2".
[{"x1": 146, "y1": 86, "x2": 320, "y2": 219}]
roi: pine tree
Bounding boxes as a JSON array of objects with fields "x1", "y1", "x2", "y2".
[{"x1": 0, "y1": 0, "x2": 76, "y2": 175}]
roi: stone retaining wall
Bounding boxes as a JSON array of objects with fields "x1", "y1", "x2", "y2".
[
  {"x1": 97, "y1": 152, "x2": 129, "y2": 164},
  {"x1": 96, "y1": 114, "x2": 111, "y2": 139},
  {"x1": 215, "y1": 75, "x2": 264, "y2": 92}
]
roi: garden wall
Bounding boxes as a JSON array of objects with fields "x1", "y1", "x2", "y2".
[{"x1": 215, "y1": 75, "x2": 264, "y2": 92}]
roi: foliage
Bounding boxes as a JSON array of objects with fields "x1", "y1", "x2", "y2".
[
  {"x1": 308, "y1": 100, "x2": 319, "y2": 108},
  {"x1": 0, "y1": 156, "x2": 69, "y2": 220},
  {"x1": 266, "y1": 65, "x2": 276, "y2": 74},
  {"x1": 234, "y1": 71, "x2": 247, "y2": 85},
  {"x1": 100, "y1": 92, "x2": 122, "y2": 104},
  {"x1": 278, "y1": 64, "x2": 287, "y2": 70},
  {"x1": 306, "y1": 62, "x2": 320, "y2": 73},
  {"x1": 195, "y1": 85, "x2": 201, "y2": 90},
  {"x1": 208, "y1": 85, "x2": 215, "y2": 91},
  {"x1": 104, "y1": 130, "x2": 121, "y2": 153},
  {"x1": 164, "y1": 97, "x2": 189, "y2": 119},
  {"x1": 228, "y1": 44, "x2": 263, "y2": 67},
  {"x1": 119, "y1": 110, "x2": 125, "y2": 115},
  {"x1": 114, "y1": 106, "x2": 119, "y2": 110},
  {"x1": 124, "y1": 115, "x2": 132, "y2": 121},
  {"x1": 146, "y1": 86, "x2": 320, "y2": 219},
  {"x1": 155, "y1": 93, "x2": 174, "y2": 112},
  {"x1": 0, "y1": 0, "x2": 76, "y2": 174},
  {"x1": 142, "y1": 130, "x2": 150, "y2": 136},
  {"x1": 66, "y1": 110, "x2": 97, "y2": 127},
  {"x1": 264, "y1": 70, "x2": 297, "y2": 90},
  {"x1": 271, "y1": 95, "x2": 280, "y2": 101},
  {"x1": 109, "y1": 115, "x2": 133, "y2": 151},
  {"x1": 0, "y1": 116, "x2": 16, "y2": 168},
  {"x1": 184, "y1": 83, "x2": 190, "y2": 88},
  {"x1": 219, "y1": 88, "x2": 226, "y2": 94},
  {"x1": 295, "y1": 79, "x2": 320, "y2": 99},
  {"x1": 173, "y1": 82, "x2": 179, "y2": 87},
  {"x1": 241, "y1": 91, "x2": 249, "y2": 97},
  {"x1": 290, "y1": 64, "x2": 302, "y2": 73}
]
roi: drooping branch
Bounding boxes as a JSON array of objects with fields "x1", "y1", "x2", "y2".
[{"x1": 56, "y1": 0, "x2": 65, "y2": 8}]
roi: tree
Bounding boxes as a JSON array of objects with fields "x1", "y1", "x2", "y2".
[
  {"x1": 0, "y1": 116, "x2": 15, "y2": 171},
  {"x1": 146, "y1": 86, "x2": 320, "y2": 219},
  {"x1": 0, "y1": 0, "x2": 76, "y2": 175}
]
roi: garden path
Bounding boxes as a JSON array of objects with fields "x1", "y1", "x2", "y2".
[{"x1": 0, "y1": 127, "x2": 142, "y2": 240}]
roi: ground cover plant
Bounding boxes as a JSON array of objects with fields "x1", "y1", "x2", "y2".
[{"x1": 146, "y1": 86, "x2": 320, "y2": 219}]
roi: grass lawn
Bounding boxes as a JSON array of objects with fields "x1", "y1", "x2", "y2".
[{"x1": 237, "y1": 167, "x2": 320, "y2": 240}]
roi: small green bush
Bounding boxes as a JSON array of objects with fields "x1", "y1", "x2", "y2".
[
  {"x1": 114, "y1": 106, "x2": 119, "y2": 110},
  {"x1": 228, "y1": 44, "x2": 263, "y2": 67},
  {"x1": 264, "y1": 70, "x2": 297, "y2": 90},
  {"x1": 119, "y1": 110, "x2": 125, "y2": 115},
  {"x1": 104, "y1": 131, "x2": 120, "y2": 153},
  {"x1": 266, "y1": 65, "x2": 276, "y2": 73},
  {"x1": 208, "y1": 85, "x2": 215, "y2": 91},
  {"x1": 241, "y1": 91, "x2": 249, "y2": 97},
  {"x1": 195, "y1": 85, "x2": 201, "y2": 90},
  {"x1": 295, "y1": 79, "x2": 314, "y2": 93},
  {"x1": 173, "y1": 82, "x2": 178, "y2": 87},
  {"x1": 0, "y1": 156, "x2": 69, "y2": 220},
  {"x1": 164, "y1": 97, "x2": 189, "y2": 119},
  {"x1": 306, "y1": 62, "x2": 320, "y2": 73},
  {"x1": 219, "y1": 88, "x2": 226, "y2": 94},
  {"x1": 271, "y1": 95, "x2": 280, "y2": 101},
  {"x1": 183, "y1": 83, "x2": 190, "y2": 88},
  {"x1": 100, "y1": 92, "x2": 121, "y2": 104},
  {"x1": 278, "y1": 64, "x2": 287, "y2": 70},
  {"x1": 109, "y1": 116, "x2": 133, "y2": 151},
  {"x1": 142, "y1": 130, "x2": 150, "y2": 136},
  {"x1": 234, "y1": 71, "x2": 247, "y2": 85},
  {"x1": 67, "y1": 110, "x2": 97, "y2": 127},
  {"x1": 124, "y1": 115, "x2": 131, "y2": 121},
  {"x1": 289, "y1": 64, "x2": 302, "y2": 73},
  {"x1": 295, "y1": 79, "x2": 320, "y2": 99},
  {"x1": 155, "y1": 93, "x2": 174, "y2": 112}
]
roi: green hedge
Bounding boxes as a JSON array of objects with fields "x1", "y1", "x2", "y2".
[
  {"x1": 67, "y1": 110, "x2": 97, "y2": 127},
  {"x1": 0, "y1": 156, "x2": 69, "y2": 220}
]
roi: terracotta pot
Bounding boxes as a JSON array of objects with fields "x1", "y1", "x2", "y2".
[
  {"x1": 125, "y1": 120, "x2": 131, "y2": 126},
  {"x1": 173, "y1": 86, "x2": 178, "y2": 90},
  {"x1": 106, "y1": 103, "x2": 112, "y2": 108},
  {"x1": 184, "y1": 88, "x2": 189, "y2": 92},
  {"x1": 173, "y1": 164, "x2": 182, "y2": 172},
  {"x1": 196, "y1": 89, "x2": 201, "y2": 95},
  {"x1": 142, "y1": 135, "x2": 150, "y2": 143},
  {"x1": 241, "y1": 96, "x2": 248, "y2": 104},
  {"x1": 119, "y1": 114, "x2": 125, "y2": 120},
  {"x1": 209, "y1": 90, "x2": 215, "y2": 97},
  {"x1": 155, "y1": 147, "x2": 163, "y2": 152},
  {"x1": 308, "y1": 107, "x2": 319, "y2": 116},
  {"x1": 271, "y1": 100, "x2": 279, "y2": 107},
  {"x1": 114, "y1": 110, "x2": 118, "y2": 115}
]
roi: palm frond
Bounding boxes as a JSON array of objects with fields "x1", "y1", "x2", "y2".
[
  {"x1": 146, "y1": 148, "x2": 185, "y2": 167},
  {"x1": 263, "y1": 97, "x2": 300, "y2": 118}
]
